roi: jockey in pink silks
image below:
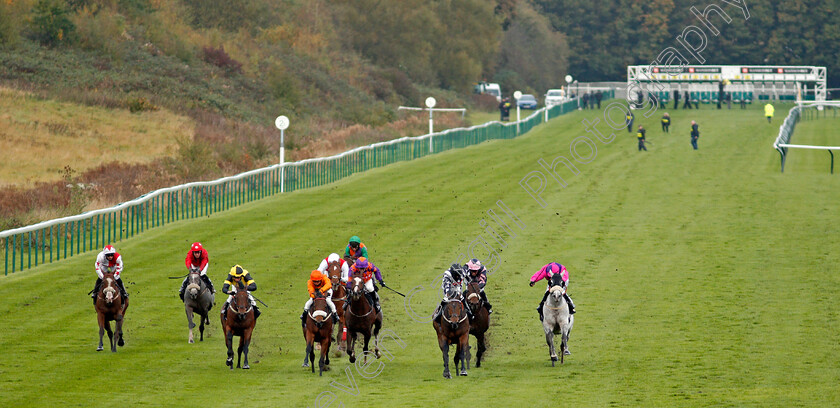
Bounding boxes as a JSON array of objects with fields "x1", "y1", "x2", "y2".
[{"x1": 529, "y1": 262, "x2": 576, "y2": 321}]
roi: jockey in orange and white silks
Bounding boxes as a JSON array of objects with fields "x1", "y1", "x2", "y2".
[
  {"x1": 346, "y1": 257, "x2": 384, "y2": 312},
  {"x1": 300, "y1": 270, "x2": 339, "y2": 326},
  {"x1": 317, "y1": 253, "x2": 350, "y2": 283},
  {"x1": 530, "y1": 262, "x2": 575, "y2": 321},
  {"x1": 464, "y1": 258, "x2": 493, "y2": 314},
  {"x1": 433, "y1": 263, "x2": 473, "y2": 322},
  {"x1": 91, "y1": 245, "x2": 127, "y2": 303}
]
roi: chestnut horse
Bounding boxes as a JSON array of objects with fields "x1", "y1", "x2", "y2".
[
  {"x1": 326, "y1": 261, "x2": 347, "y2": 352},
  {"x1": 433, "y1": 291, "x2": 470, "y2": 379},
  {"x1": 301, "y1": 292, "x2": 334, "y2": 376},
  {"x1": 345, "y1": 275, "x2": 382, "y2": 364},
  {"x1": 464, "y1": 282, "x2": 489, "y2": 368},
  {"x1": 221, "y1": 285, "x2": 256, "y2": 369},
  {"x1": 95, "y1": 272, "x2": 128, "y2": 352}
]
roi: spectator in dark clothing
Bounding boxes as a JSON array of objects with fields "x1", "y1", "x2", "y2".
[
  {"x1": 582, "y1": 93, "x2": 590, "y2": 109},
  {"x1": 637, "y1": 90, "x2": 644, "y2": 107},
  {"x1": 717, "y1": 81, "x2": 725, "y2": 109},
  {"x1": 726, "y1": 92, "x2": 732, "y2": 109},
  {"x1": 595, "y1": 91, "x2": 603, "y2": 109},
  {"x1": 673, "y1": 90, "x2": 680, "y2": 110},
  {"x1": 683, "y1": 91, "x2": 692, "y2": 109},
  {"x1": 626, "y1": 110, "x2": 635, "y2": 133},
  {"x1": 690, "y1": 120, "x2": 700, "y2": 150},
  {"x1": 637, "y1": 125, "x2": 647, "y2": 151},
  {"x1": 661, "y1": 113, "x2": 671, "y2": 133},
  {"x1": 499, "y1": 98, "x2": 511, "y2": 121}
]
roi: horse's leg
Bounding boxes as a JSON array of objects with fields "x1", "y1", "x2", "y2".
[
  {"x1": 199, "y1": 313, "x2": 206, "y2": 342},
  {"x1": 114, "y1": 315, "x2": 123, "y2": 351},
  {"x1": 105, "y1": 320, "x2": 116, "y2": 352},
  {"x1": 96, "y1": 312, "x2": 105, "y2": 351},
  {"x1": 361, "y1": 331, "x2": 371, "y2": 365},
  {"x1": 319, "y1": 338, "x2": 328, "y2": 377},
  {"x1": 373, "y1": 317, "x2": 382, "y2": 359},
  {"x1": 225, "y1": 329, "x2": 234, "y2": 369},
  {"x1": 459, "y1": 335, "x2": 469, "y2": 376},
  {"x1": 476, "y1": 332, "x2": 486, "y2": 368},
  {"x1": 545, "y1": 325, "x2": 557, "y2": 367},
  {"x1": 347, "y1": 331, "x2": 357, "y2": 364},
  {"x1": 439, "y1": 335, "x2": 451, "y2": 379},
  {"x1": 237, "y1": 335, "x2": 244, "y2": 369},
  {"x1": 324, "y1": 336, "x2": 331, "y2": 369},
  {"x1": 186, "y1": 306, "x2": 195, "y2": 344},
  {"x1": 242, "y1": 328, "x2": 252, "y2": 369}
]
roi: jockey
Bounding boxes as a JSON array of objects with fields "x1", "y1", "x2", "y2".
[
  {"x1": 91, "y1": 245, "x2": 127, "y2": 304},
  {"x1": 220, "y1": 265, "x2": 261, "y2": 320},
  {"x1": 346, "y1": 257, "x2": 384, "y2": 312},
  {"x1": 343, "y1": 235, "x2": 369, "y2": 263},
  {"x1": 179, "y1": 242, "x2": 216, "y2": 301},
  {"x1": 463, "y1": 258, "x2": 493, "y2": 314},
  {"x1": 300, "y1": 270, "x2": 340, "y2": 327},
  {"x1": 529, "y1": 262, "x2": 576, "y2": 321},
  {"x1": 433, "y1": 263, "x2": 473, "y2": 323},
  {"x1": 317, "y1": 253, "x2": 350, "y2": 283}
]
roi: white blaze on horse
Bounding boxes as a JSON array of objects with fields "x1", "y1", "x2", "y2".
[{"x1": 542, "y1": 274, "x2": 574, "y2": 366}]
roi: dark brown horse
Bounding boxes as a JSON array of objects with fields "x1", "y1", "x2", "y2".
[
  {"x1": 94, "y1": 272, "x2": 128, "y2": 352},
  {"x1": 327, "y1": 261, "x2": 347, "y2": 353},
  {"x1": 464, "y1": 282, "x2": 489, "y2": 368},
  {"x1": 345, "y1": 275, "x2": 382, "y2": 364},
  {"x1": 302, "y1": 292, "x2": 334, "y2": 376},
  {"x1": 433, "y1": 293, "x2": 470, "y2": 379},
  {"x1": 221, "y1": 285, "x2": 256, "y2": 369}
]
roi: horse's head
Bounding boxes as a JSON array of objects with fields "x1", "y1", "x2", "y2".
[
  {"x1": 100, "y1": 273, "x2": 118, "y2": 304},
  {"x1": 232, "y1": 289, "x2": 251, "y2": 320},
  {"x1": 548, "y1": 274, "x2": 566, "y2": 303},
  {"x1": 186, "y1": 271, "x2": 202, "y2": 299},
  {"x1": 349, "y1": 276, "x2": 364, "y2": 299},
  {"x1": 443, "y1": 300, "x2": 466, "y2": 329},
  {"x1": 310, "y1": 298, "x2": 329, "y2": 328},
  {"x1": 464, "y1": 282, "x2": 481, "y2": 311},
  {"x1": 327, "y1": 261, "x2": 342, "y2": 286}
]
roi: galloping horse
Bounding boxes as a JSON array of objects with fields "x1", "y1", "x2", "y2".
[
  {"x1": 326, "y1": 261, "x2": 347, "y2": 352},
  {"x1": 464, "y1": 282, "x2": 489, "y2": 368},
  {"x1": 94, "y1": 272, "x2": 128, "y2": 352},
  {"x1": 301, "y1": 292, "x2": 334, "y2": 376},
  {"x1": 433, "y1": 289, "x2": 470, "y2": 378},
  {"x1": 183, "y1": 270, "x2": 215, "y2": 343},
  {"x1": 221, "y1": 284, "x2": 256, "y2": 369},
  {"x1": 542, "y1": 273, "x2": 574, "y2": 366},
  {"x1": 344, "y1": 274, "x2": 382, "y2": 364}
]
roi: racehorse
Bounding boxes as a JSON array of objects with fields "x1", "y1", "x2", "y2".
[
  {"x1": 183, "y1": 269, "x2": 214, "y2": 343},
  {"x1": 221, "y1": 284, "x2": 256, "y2": 369},
  {"x1": 94, "y1": 272, "x2": 128, "y2": 352},
  {"x1": 433, "y1": 288, "x2": 470, "y2": 379},
  {"x1": 464, "y1": 282, "x2": 489, "y2": 368},
  {"x1": 301, "y1": 292, "x2": 334, "y2": 376},
  {"x1": 326, "y1": 261, "x2": 347, "y2": 353},
  {"x1": 542, "y1": 273, "x2": 574, "y2": 366},
  {"x1": 344, "y1": 274, "x2": 382, "y2": 364}
]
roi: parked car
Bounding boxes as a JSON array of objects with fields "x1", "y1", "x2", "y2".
[
  {"x1": 544, "y1": 89, "x2": 566, "y2": 107},
  {"x1": 474, "y1": 82, "x2": 502, "y2": 102},
  {"x1": 516, "y1": 94, "x2": 538, "y2": 109}
]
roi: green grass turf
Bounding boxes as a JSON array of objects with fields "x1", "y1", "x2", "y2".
[{"x1": 1, "y1": 103, "x2": 838, "y2": 407}]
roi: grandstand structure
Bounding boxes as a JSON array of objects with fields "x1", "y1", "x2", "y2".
[{"x1": 627, "y1": 65, "x2": 827, "y2": 105}]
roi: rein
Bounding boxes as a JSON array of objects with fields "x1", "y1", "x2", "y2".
[
  {"x1": 345, "y1": 296, "x2": 374, "y2": 318},
  {"x1": 442, "y1": 310, "x2": 468, "y2": 324}
]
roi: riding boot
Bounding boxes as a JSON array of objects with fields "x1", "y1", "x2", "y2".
[
  {"x1": 433, "y1": 302, "x2": 445, "y2": 323},
  {"x1": 480, "y1": 291, "x2": 493, "y2": 314},
  {"x1": 253, "y1": 304, "x2": 261, "y2": 319},
  {"x1": 201, "y1": 274, "x2": 216, "y2": 294},
  {"x1": 332, "y1": 312, "x2": 339, "y2": 324},
  {"x1": 537, "y1": 291, "x2": 549, "y2": 321},
  {"x1": 463, "y1": 300, "x2": 474, "y2": 321},
  {"x1": 300, "y1": 310, "x2": 307, "y2": 328},
  {"x1": 220, "y1": 302, "x2": 229, "y2": 320},
  {"x1": 92, "y1": 278, "x2": 102, "y2": 304},
  {"x1": 116, "y1": 278, "x2": 128, "y2": 299},
  {"x1": 564, "y1": 293, "x2": 576, "y2": 314},
  {"x1": 179, "y1": 277, "x2": 188, "y2": 301}
]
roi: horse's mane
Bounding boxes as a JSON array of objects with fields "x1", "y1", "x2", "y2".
[{"x1": 550, "y1": 273, "x2": 564, "y2": 287}]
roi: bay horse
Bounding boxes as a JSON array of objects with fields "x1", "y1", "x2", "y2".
[
  {"x1": 464, "y1": 282, "x2": 489, "y2": 368},
  {"x1": 183, "y1": 270, "x2": 214, "y2": 343},
  {"x1": 327, "y1": 261, "x2": 347, "y2": 353},
  {"x1": 221, "y1": 285, "x2": 256, "y2": 369},
  {"x1": 543, "y1": 273, "x2": 574, "y2": 366},
  {"x1": 344, "y1": 275, "x2": 382, "y2": 364},
  {"x1": 301, "y1": 292, "x2": 334, "y2": 376},
  {"x1": 94, "y1": 272, "x2": 128, "y2": 352},
  {"x1": 433, "y1": 289, "x2": 470, "y2": 379}
]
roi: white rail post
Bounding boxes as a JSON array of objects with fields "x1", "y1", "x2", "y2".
[
  {"x1": 425, "y1": 97, "x2": 436, "y2": 153},
  {"x1": 275, "y1": 115, "x2": 290, "y2": 193}
]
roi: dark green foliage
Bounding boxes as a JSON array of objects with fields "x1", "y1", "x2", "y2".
[
  {"x1": 28, "y1": 0, "x2": 76, "y2": 46},
  {"x1": 201, "y1": 45, "x2": 243, "y2": 76}
]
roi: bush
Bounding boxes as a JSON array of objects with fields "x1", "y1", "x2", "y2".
[
  {"x1": 128, "y1": 97, "x2": 159, "y2": 113},
  {"x1": 28, "y1": 0, "x2": 75, "y2": 46},
  {"x1": 201, "y1": 45, "x2": 243, "y2": 76}
]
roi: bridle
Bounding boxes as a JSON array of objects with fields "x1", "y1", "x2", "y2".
[
  {"x1": 442, "y1": 302, "x2": 468, "y2": 325},
  {"x1": 346, "y1": 277, "x2": 374, "y2": 317}
]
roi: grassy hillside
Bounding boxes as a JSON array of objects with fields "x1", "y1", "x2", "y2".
[{"x1": 1, "y1": 104, "x2": 838, "y2": 407}]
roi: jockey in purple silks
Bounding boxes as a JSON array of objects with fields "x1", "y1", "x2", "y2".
[
  {"x1": 463, "y1": 258, "x2": 492, "y2": 314},
  {"x1": 346, "y1": 257, "x2": 384, "y2": 312},
  {"x1": 530, "y1": 262, "x2": 576, "y2": 321}
]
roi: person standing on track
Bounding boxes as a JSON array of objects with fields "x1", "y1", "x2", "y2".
[
  {"x1": 637, "y1": 125, "x2": 647, "y2": 151},
  {"x1": 661, "y1": 112, "x2": 671, "y2": 133},
  {"x1": 690, "y1": 120, "x2": 700, "y2": 150}
]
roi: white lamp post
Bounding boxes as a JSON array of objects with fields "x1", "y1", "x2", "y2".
[
  {"x1": 274, "y1": 115, "x2": 289, "y2": 193},
  {"x1": 513, "y1": 91, "x2": 522, "y2": 134},
  {"x1": 426, "y1": 97, "x2": 436, "y2": 152}
]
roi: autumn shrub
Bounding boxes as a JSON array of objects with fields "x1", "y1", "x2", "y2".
[{"x1": 201, "y1": 45, "x2": 242, "y2": 76}]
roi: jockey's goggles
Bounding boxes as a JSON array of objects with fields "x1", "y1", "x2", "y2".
[{"x1": 105, "y1": 253, "x2": 114, "y2": 258}]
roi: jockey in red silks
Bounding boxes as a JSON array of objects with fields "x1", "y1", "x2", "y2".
[
  {"x1": 317, "y1": 253, "x2": 350, "y2": 283},
  {"x1": 346, "y1": 257, "x2": 384, "y2": 312},
  {"x1": 529, "y1": 262, "x2": 576, "y2": 321},
  {"x1": 91, "y1": 245, "x2": 128, "y2": 304},
  {"x1": 179, "y1": 242, "x2": 216, "y2": 300}
]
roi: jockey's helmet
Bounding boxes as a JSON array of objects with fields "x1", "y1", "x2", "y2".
[
  {"x1": 467, "y1": 259, "x2": 482, "y2": 271},
  {"x1": 310, "y1": 270, "x2": 324, "y2": 285},
  {"x1": 547, "y1": 263, "x2": 560, "y2": 275},
  {"x1": 449, "y1": 263, "x2": 463, "y2": 280},
  {"x1": 354, "y1": 257, "x2": 369, "y2": 270},
  {"x1": 103, "y1": 245, "x2": 116, "y2": 256},
  {"x1": 328, "y1": 253, "x2": 340, "y2": 263},
  {"x1": 191, "y1": 242, "x2": 203, "y2": 252},
  {"x1": 349, "y1": 236, "x2": 361, "y2": 248},
  {"x1": 230, "y1": 265, "x2": 246, "y2": 278}
]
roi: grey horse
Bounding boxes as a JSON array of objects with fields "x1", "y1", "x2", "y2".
[
  {"x1": 184, "y1": 270, "x2": 215, "y2": 343},
  {"x1": 542, "y1": 275, "x2": 574, "y2": 366}
]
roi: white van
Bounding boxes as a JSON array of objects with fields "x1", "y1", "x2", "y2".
[
  {"x1": 474, "y1": 82, "x2": 502, "y2": 102},
  {"x1": 544, "y1": 89, "x2": 566, "y2": 107}
]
